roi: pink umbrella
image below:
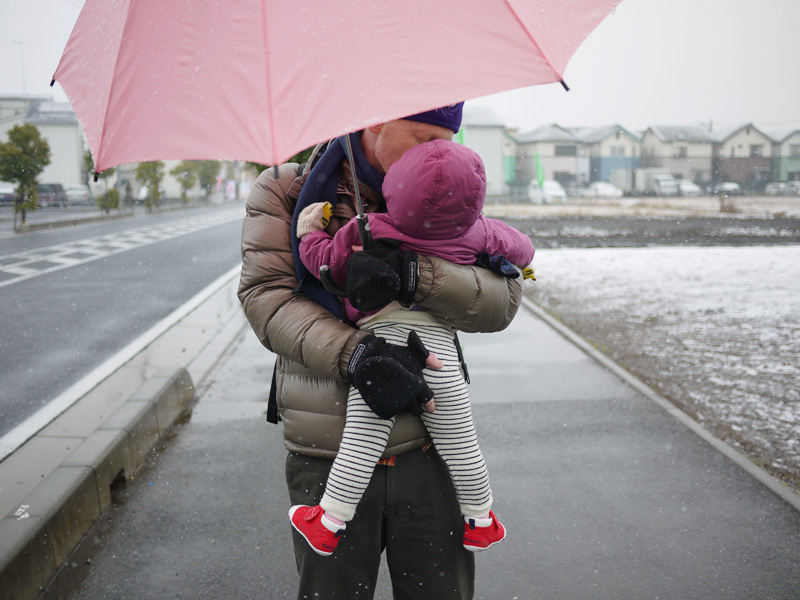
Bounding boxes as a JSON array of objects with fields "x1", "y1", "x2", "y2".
[{"x1": 52, "y1": 0, "x2": 623, "y2": 172}]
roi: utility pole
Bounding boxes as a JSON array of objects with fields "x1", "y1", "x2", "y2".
[{"x1": 12, "y1": 40, "x2": 29, "y2": 95}]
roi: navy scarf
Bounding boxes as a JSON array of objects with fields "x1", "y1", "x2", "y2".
[{"x1": 290, "y1": 133, "x2": 384, "y2": 320}]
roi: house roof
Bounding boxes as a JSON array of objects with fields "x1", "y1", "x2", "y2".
[
  {"x1": 516, "y1": 124, "x2": 581, "y2": 143},
  {"x1": 25, "y1": 100, "x2": 79, "y2": 126},
  {"x1": 581, "y1": 124, "x2": 639, "y2": 143},
  {"x1": 765, "y1": 128, "x2": 800, "y2": 143},
  {"x1": 645, "y1": 125, "x2": 716, "y2": 144},
  {"x1": 712, "y1": 122, "x2": 777, "y2": 144}
]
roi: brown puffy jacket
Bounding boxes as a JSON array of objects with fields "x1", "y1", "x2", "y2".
[{"x1": 238, "y1": 145, "x2": 523, "y2": 458}]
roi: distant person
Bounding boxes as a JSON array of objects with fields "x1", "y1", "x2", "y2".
[{"x1": 124, "y1": 182, "x2": 133, "y2": 210}]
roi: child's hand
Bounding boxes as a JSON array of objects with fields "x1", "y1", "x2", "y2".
[
  {"x1": 421, "y1": 398, "x2": 436, "y2": 413},
  {"x1": 296, "y1": 202, "x2": 333, "y2": 239}
]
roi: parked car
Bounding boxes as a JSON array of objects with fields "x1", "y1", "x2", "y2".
[
  {"x1": 782, "y1": 182, "x2": 800, "y2": 196},
  {"x1": 712, "y1": 182, "x2": 742, "y2": 196},
  {"x1": 65, "y1": 184, "x2": 92, "y2": 204},
  {"x1": 0, "y1": 182, "x2": 16, "y2": 205},
  {"x1": 676, "y1": 180, "x2": 703, "y2": 197},
  {"x1": 579, "y1": 181, "x2": 624, "y2": 199},
  {"x1": 765, "y1": 182, "x2": 786, "y2": 196},
  {"x1": 37, "y1": 183, "x2": 68, "y2": 207},
  {"x1": 528, "y1": 179, "x2": 566, "y2": 204}
]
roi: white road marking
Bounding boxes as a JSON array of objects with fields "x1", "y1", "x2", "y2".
[{"x1": 0, "y1": 208, "x2": 243, "y2": 289}]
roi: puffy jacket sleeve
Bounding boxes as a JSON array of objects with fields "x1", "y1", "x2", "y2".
[
  {"x1": 238, "y1": 166, "x2": 368, "y2": 381},
  {"x1": 480, "y1": 216, "x2": 535, "y2": 268},
  {"x1": 414, "y1": 256, "x2": 524, "y2": 333}
]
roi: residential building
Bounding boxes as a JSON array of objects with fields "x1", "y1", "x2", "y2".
[
  {"x1": 768, "y1": 129, "x2": 800, "y2": 181},
  {"x1": 582, "y1": 124, "x2": 640, "y2": 184},
  {"x1": 640, "y1": 125, "x2": 715, "y2": 186},
  {"x1": 515, "y1": 124, "x2": 590, "y2": 187},
  {"x1": 715, "y1": 123, "x2": 774, "y2": 192}
]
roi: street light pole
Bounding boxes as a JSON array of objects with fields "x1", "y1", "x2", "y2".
[{"x1": 12, "y1": 40, "x2": 29, "y2": 95}]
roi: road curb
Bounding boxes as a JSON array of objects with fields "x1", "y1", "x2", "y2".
[
  {"x1": 13, "y1": 211, "x2": 133, "y2": 233},
  {"x1": 520, "y1": 295, "x2": 800, "y2": 513},
  {"x1": 0, "y1": 368, "x2": 194, "y2": 600}
]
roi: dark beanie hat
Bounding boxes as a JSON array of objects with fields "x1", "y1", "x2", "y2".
[{"x1": 404, "y1": 102, "x2": 464, "y2": 133}]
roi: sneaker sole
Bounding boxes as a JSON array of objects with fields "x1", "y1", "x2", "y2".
[
  {"x1": 288, "y1": 506, "x2": 335, "y2": 557},
  {"x1": 463, "y1": 527, "x2": 507, "y2": 553}
]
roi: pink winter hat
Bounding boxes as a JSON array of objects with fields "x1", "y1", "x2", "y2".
[{"x1": 383, "y1": 139, "x2": 487, "y2": 240}]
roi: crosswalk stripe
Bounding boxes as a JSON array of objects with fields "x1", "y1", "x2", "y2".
[{"x1": 0, "y1": 208, "x2": 243, "y2": 288}]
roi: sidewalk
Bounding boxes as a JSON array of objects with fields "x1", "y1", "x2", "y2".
[
  {"x1": 0, "y1": 206, "x2": 133, "y2": 237},
  {"x1": 3, "y1": 273, "x2": 800, "y2": 599}
]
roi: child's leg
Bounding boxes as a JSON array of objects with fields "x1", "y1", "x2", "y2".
[
  {"x1": 319, "y1": 385, "x2": 395, "y2": 522},
  {"x1": 420, "y1": 373, "x2": 493, "y2": 518},
  {"x1": 395, "y1": 324, "x2": 493, "y2": 519}
]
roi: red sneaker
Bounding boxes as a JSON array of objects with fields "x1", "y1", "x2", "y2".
[
  {"x1": 463, "y1": 510, "x2": 506, "y2": 552},
  {"x1": 288, "y1": 505, "x2": 344, "y2": 556}
]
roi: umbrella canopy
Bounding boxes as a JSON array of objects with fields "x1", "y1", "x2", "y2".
[{"x1": 52, "y1": 0, "x2": 623, "y2": 172}]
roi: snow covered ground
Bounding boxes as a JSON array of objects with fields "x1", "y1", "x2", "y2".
[{"x1": 525, "y1": 245, "x2": 800, "y2": 490}]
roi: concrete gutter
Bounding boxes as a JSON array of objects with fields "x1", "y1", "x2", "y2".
[{"x1": 0, "y1": 265, "x2": 246, "y2": 600}]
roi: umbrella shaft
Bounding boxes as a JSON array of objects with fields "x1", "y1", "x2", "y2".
[{"x1": 344, "y1": 134, "x2": 372, "y2": 249}]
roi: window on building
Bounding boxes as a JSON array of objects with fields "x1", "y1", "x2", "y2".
[
  {"x1": 730, "y1": 147, "x2": 735, "y2": 158},
  {"x1": 610, "y1": 145, "x2": 625, "y2": 157},
  {"x1": 676, "y1": 146, "x2": 687, "y2": 158},
  {"x1": 750, "y1": 144, "x2": 763, "y2": 158},
  {"x1": 790, "y1": 144, "x2": 800, "y2": 158},
  {"x1": 554, "y1": 172, "x2": 574, "y2": 184},
  {"x1": 555, "y1": 145, "x2": 577, "y2": 156}
]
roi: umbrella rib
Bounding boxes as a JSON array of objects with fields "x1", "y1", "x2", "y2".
[
  {"x1": 503, "y1": 0, "x2": 565, "y2": 86},
  {"x1": 261, "y1": 4, "x2": 278, "y2": 163},
  {"x1": 96, "y1": 0, "x2": 137, "y2": 174}
]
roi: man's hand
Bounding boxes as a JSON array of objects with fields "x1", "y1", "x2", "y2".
[
  {"x1": 347, "y1": 331, "x2": 440, "y2": 419},
  {"x1": 346, "y1": 239, "x2": 419, "y2": 311}
]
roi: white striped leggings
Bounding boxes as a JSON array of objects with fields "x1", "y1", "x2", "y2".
[{"x1": 320, "y1": 319, "x2": 493, "y2": 522}]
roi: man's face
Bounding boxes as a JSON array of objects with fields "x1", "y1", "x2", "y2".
[{"x1": 368, "y1": 119, "x2": 454, "y2": 174}]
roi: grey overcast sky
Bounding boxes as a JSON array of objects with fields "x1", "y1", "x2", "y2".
[{"x1": 2, "y1": 0, "x2": 799, "y2": 136}]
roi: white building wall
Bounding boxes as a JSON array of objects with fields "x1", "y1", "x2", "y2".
[
  {"x1": 1, "y1": 97, "x2": 85, "y2": 188},
  {"x1": 462, "y1": 127, "x2": 505, "y2": 196},
  {"x1": 598, "y1": 136, "x2": 639, "y2": 158},
  {"x1": 721, "y1": 127, "x2": 773, "y2": 158},
  {"x1": 36, "y1": 124, "x2": 84, "y2": 187}
]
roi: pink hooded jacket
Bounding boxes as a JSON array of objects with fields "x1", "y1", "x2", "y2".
[{"x1": 300, "y1": 139, "x2": 535, "y2": 321}]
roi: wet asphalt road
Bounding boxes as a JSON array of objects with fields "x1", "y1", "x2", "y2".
[{"x1": 0, "y1": 204, "x2": 243, "y2": 439}]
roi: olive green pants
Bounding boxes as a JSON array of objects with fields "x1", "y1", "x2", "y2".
[{"x1": 286, "y1": 447, "x2": 475, "y2": 600}]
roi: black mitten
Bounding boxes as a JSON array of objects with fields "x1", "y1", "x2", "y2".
[
  {"x1": 346, "y1": 332, "x2": 434, "y2": 419},
  {"x1": 347, "y1": 239, "x2": 419, "y2": 311},
  {"x1": 475, "y1": 252, "x2": 520, "y2": 279}
]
